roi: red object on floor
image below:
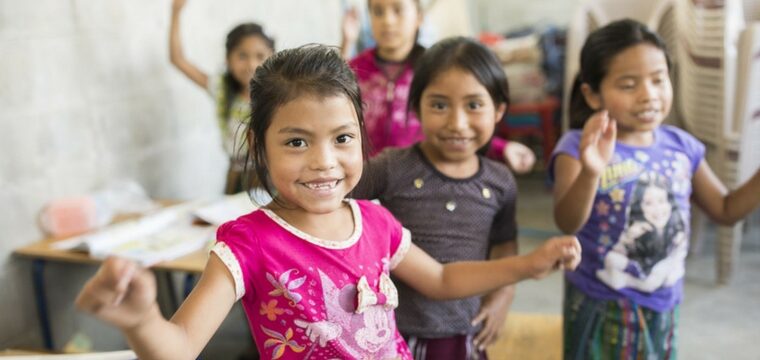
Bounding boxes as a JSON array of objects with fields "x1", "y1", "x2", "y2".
[{"x1": 499, "y1": 96, "x2": 560, "y2": 165}]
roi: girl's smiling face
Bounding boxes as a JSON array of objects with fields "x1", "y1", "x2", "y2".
[
  {"x1": 641, "y1": 185, "x2": 671, "y2": 229},
  {"x1": 583, "y1": 43, "x2": 673, "y2": 140},
  {"x1": 226, "y1": 35, "x2": 274, "y2": 90},
  {"x1": 264, "y1": 94, "x2": 363, "y2": 215},
  {"x1": 368, "y1": 0, "x2": 422, "y2": 60},
  {"x1": 418, "y1": 67, "x2": 505, "y2": 165}
]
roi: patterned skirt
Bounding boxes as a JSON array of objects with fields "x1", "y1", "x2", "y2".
[{"x1": 563, "y1": 281, "x2": 679, "y2": 360}]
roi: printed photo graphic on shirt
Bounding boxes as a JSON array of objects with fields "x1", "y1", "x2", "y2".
[{"x1": 596, "y1": 171, "x2": 688, "y2": 292}]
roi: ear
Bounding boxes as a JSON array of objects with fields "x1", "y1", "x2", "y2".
[
  {"x1": 581, "y1": 83, "x2": 602, "y2": 111},
  {"x1": 494, "y1": 102, "x2": 507, "y2": 125}
]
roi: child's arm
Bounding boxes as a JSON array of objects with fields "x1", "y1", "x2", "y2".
[
  {"x1": 339, "y1": 7, "x2": 360, "y2": 60},
  {"x1": 392, "y1": 236, "x2": 580, "y2": 300},
  {"x1": 169, "y1": 0, "x2": 209, "y2": 89},
  {"x1": 553, "y1": 111, "x2": 616, "y2": 234},
  {"x1": 472, "y1": 241, "x2": 517, "y2": 350},
  {"x1": 76, "y1": 255, "x2": 236, "y2": 360},
  {"x1": 691, "y1": 164, "x2": 760, "y2": 226}
]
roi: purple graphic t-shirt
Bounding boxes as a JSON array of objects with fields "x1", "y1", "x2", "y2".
[{"x1": 550, "y1": 125, "x2": 705, "y2": 311}]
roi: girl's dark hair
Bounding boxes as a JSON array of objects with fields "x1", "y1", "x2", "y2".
[
  {"x1": 243, "y1": 44, "x2": 368, "y2": 204},
  {"x1": 569, "y1": 19, "x2": 672, "y2": 129},
  {"x1": 408, "y1": 36, "x2": 510, "y2": 120},
  {"x1": 220, "y1": 23, "x2": 275, "y2": 122}
]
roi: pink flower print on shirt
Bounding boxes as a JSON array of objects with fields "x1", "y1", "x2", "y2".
[
  {"x1": 260, "y1": 299, "x2": 286, "y2": 321},
  {"x1": 267, "y1": 269, "x2": 306, "y2": 306},
  {"x1": 260, "y1": 326, "x2": 305, "y2": 359}
]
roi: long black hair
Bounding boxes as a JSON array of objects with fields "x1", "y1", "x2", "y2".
[
  {"x1": 220, "y1": 23, "x2": 275, "y2": 122},
  {"x1": 243, "y1": 45, "x2": 368, "y2": 204},
  {"x1": 569, "y1": 19, "x2": 671, "y2": 129}
]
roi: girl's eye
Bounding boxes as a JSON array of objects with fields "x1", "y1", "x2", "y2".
[
  {"x1": 431, "y1": 102, "x2": 447, "y2": 110},
  {"x1": 286, "y1": 139, "x2": 306, "y2": 148},
  {"x1": 336, "y1": 134, "x2": 354, "y2": 144},
  {"x1": 619, "y1": 83, "x2": 635, "y2": 90},
  {"x1": 468, "y1": 101, "x2": 483, "y2": 110}
]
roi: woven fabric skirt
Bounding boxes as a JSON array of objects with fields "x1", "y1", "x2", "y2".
[{"x1": 563, "y1": 281, "x2": 679, "y2": 360}]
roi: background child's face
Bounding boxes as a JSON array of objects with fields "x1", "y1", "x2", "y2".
[
  {"x1": 226, "y1": 35, "x2": 273, "y2": 90},
  {"x1": 264, "y1": 95, "x2": 363, "y2": 214},
  {"x1": 641, "y1": 185, "x2": 671, "y2": 229},
  {"x1": 583, "y1": 43, "x2": 672, "y2": 134},
  {"x1": 368, "y1": 0, "x2": 421, "y2": 53},
  {"x1": 418, "y1": 67, "x2": 505, "y2": 163}
]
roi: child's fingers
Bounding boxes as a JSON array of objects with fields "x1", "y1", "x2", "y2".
[
  {"x1": 75, "y1": 258, "x2": 139, "y2": 312},
  {"x1": 471, "y1": 311, "x2": 487, "y2": 327},
  {"x1": 604, "y1": 119, "x2": 617, "y2": 140}
]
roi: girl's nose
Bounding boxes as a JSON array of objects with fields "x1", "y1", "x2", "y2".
[
  {"x1": 310, "y1": 145, "x2": 338, "y2": 170},
  {"x1": 447, "y1": 109, "x2": 468, "y2": 131}
]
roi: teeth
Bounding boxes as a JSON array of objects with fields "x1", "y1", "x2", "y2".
[
  {"x1": 304, "y1": 180, "x2": 338, "y2": 190},
  {"x1": 444, "y1": 138, "x2": 470, "y2": 144},
  {"x1": 636, "y1": 110, "x2": 658, "y2": 119}
]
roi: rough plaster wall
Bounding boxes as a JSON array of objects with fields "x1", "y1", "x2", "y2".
[{"x1": 0, "y1": 0, "x2": 341, "y2": 351}]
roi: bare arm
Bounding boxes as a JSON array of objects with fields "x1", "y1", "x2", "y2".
[
  {"x1": 169, "y1": 0, "x2": 209, "y2": 89},
  {"x1": 76, "y1": 255, "x2": 236, "y2": 359},
  {"x1": 553, "y1": 156, "x2": 601, "y2": 234},
  {"x1": 692, "y1": 163, "x2": 760, "y2": 226},
  {"x1": 392, "y1": 236, "x2": 580, "y2": 300},
  {"x1": 553, "y1": 111, "x2": 616, "y2": 234},
  {"x1": 339, "y1": 7, "x2": 360, "y2": 60}
]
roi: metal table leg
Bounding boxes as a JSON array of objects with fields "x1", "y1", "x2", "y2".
[{"x1": 32, "y1": 259, "x2": 54, "y2": 350}]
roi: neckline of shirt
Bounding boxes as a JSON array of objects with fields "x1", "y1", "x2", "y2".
[{"x1": 261, "y1": 199, "x2": 364, "y2": 249}]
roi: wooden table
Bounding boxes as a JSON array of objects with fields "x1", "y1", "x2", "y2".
[{"x1": 14, "y1": 231, "x2": 210, "y2": 351}]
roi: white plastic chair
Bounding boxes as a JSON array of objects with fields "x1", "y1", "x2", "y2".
[{"x1": 675, "y1": 0, "x2": 760, "y2": 284}]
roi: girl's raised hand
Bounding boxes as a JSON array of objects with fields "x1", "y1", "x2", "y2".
[
  {"x1": 527, "y1": 236, "x2": 582, "y2": 279},
  {"x1": 75, "y1": 257, "x2": 158, "y2": 331},
  {"x1": 341, "y1": 7, "x2": 361, "y2": 51},
  {"x1": 580, "y1": 111, "x2": 616, "y2": 176},
  {"x1": 172, "y1": 0, "x2": 187, "y2": 14}
]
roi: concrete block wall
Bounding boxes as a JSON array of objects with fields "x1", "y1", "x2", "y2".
[{"x1": 0, "y1": 0, "x2": 342, "y2": 351}]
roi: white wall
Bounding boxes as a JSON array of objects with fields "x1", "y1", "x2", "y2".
[
  {"x1": 0, "y1": 0, "x2": 341, "y2": 351},
  {"x1": 475, "y1": 0, "x2": 581, "y2": 33}
]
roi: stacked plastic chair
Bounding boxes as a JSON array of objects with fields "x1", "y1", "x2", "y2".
[{"x1": 675, "y1": 0, "x2": 760, "y2": 284}]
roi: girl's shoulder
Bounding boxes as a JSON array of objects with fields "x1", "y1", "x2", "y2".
[
  {"x1": 216, "y1": 209, "x2": 269, "y2": 243},
  {"x1": 656, "y1": 125, "x2": 705, "y2": 158}
]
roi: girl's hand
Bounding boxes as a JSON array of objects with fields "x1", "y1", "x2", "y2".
[
  {"x1": 472, "y1": 287, "x2": 513, "y2": 351},
  {"x1": 579, "y1": 111, "x2": 616, "y2": 176},
  {"x1": 75, "y1": 257, "x2": 158, "y2": 331},
  {"x1": 172, "y1": 0, "x2": 187, "y2": 14},
  {"x1": 527, "y1": 236, "x2": 582, "y2": 279},
  {"x1": 341, "y1": 7, "x2": 361, "y2": 49},
  {"x1": 503, "y1": 141, "x2": 536, "y2": 174}
]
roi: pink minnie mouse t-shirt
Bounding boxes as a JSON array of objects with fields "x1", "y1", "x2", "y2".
[{"x1": 211, "y1": 199, "x2": 413, "y2": 359}]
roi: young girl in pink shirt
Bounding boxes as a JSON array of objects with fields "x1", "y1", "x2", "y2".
[{"x1": 75, "y1": 44, "x2": 580, "y2": 360}]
